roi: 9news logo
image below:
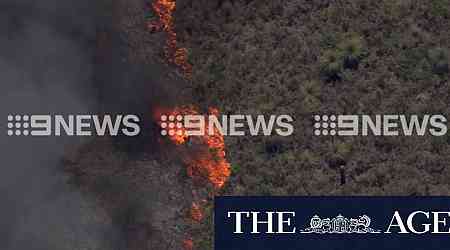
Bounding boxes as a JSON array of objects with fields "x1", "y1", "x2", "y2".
[{"x1": 6, "y1": 114, "x2": 140, "y2": 137}]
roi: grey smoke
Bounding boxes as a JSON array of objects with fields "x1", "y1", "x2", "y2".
[{"x1": 0, "y1": 0, "x2": 125, "y2": 249}]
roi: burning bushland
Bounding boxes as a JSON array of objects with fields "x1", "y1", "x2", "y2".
[
  {"x1": 65, "y1": 0, "x2": 230, "y2": 249},
  {"x1": 3, "y1": 0, "x2": 450, "y2": 250}
]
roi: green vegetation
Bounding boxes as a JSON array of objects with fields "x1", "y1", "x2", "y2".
[
  {"x1": 173, "y1": 0, "x2": 450, "y2": 247},
  {"x1": 428, "y1": 47, "x2": 449, "y2": 75},
  {"x1": 398, "y1": 47, "x2": 449, "y2": 80},
  {"x1": 177, "y1": 0, "x2": 450, "y2": 198},
  {"x1": 320, "y1": 34, "x2": 366, "y2": 81},
  {"x1": 299, "y1": 80, "x2": 321, "y2": 113},
  {"x1": 431, "y1": 0, "x2": 450, "y2": 18}
]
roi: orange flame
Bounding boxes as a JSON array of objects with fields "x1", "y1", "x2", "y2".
[
  {"x1": 149, "y1": 0, "x2": 192, "y2": 78},
  {"x1": 149, "y1": 1, "x2": 228, "y2": 248},
  {"x1": 190, "y1": 202, "x2": 204, "y2": 222},
  {"x1": 183, "y1": 238, "x2": 194, "y2": 250},
  {"x1": 155, "y1": 106, "x2": 231, "y2": 189}
]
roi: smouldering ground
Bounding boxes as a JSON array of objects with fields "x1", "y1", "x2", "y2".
[{"x1": 69, "y1": 0, "x2": 450, "y2": 249}]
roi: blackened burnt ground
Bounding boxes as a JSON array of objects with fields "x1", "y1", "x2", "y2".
[
  {"x1": 4, "y1": 0, "x2": 449, "y2": 250},
  {"x1": 81, "y1": 0, "x2": 450, "y2": 249},
  {"x1": 65, "y1": 0, "x2": 196, "y2": 249}
]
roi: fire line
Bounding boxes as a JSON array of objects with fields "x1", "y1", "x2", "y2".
[
  {"x1": 148, "y1": 1, "x2": 231, "y2": 249},
  {"x1": 148, "y1": 0, "x2": 192, "y2": 78}
]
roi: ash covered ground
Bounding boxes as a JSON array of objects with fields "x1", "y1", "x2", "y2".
[{"x1": 1, "y1": 0, "x2": 450, "y2": 250}]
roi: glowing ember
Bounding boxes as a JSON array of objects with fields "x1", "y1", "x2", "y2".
[
  {"x1": 155, "y1": 106, "x2": 231, "y2": 189},
  {"x1": 149, "y1": 1, "x2": 229, "y2": 248},
  {"x1": 190, "y1": 202, "x2": 203, "y2": 222},
  {"x1": 149, "y1": 0, "x2": 192, "y2": 78},
  {"x1": 183, "y1": 238, "x2": 194, "y2": 250},
  {"x1": 154, "y1": 105, "x2": 197, "y2": 145}
]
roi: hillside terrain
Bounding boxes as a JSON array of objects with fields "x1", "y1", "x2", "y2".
[
  {"x1": 174, "y1": 1, "x2": 450, "y2": 248},
  {"x1": 67, "y1": 0, "x2": 450, "y2": 249}
]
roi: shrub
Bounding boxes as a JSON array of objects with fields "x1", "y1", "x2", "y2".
[
  {"x1": 299, "y1": 80, "x2": 321, "y2": 113},
  {"x1": 320, "y1": 33, "x2": 365, "y2": 81},
  {"x1": 398, "y1": 47, "x2": 448, "y2": 80},
  {"x1": 398, "y1": 47, "x2": 433, "y2": 81},
  {"x1": 320, "y1": 50, "x2": 344, "y2": 81},
  {"x1": 428, "y1": 47, "x2": 449, "y2": 75},
  {"x1": 338, "y1": 35, "x2": 364, "y2": 70},
  {"x1": 431, "y1": 0, "x2": 450, "y2": 18}
]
